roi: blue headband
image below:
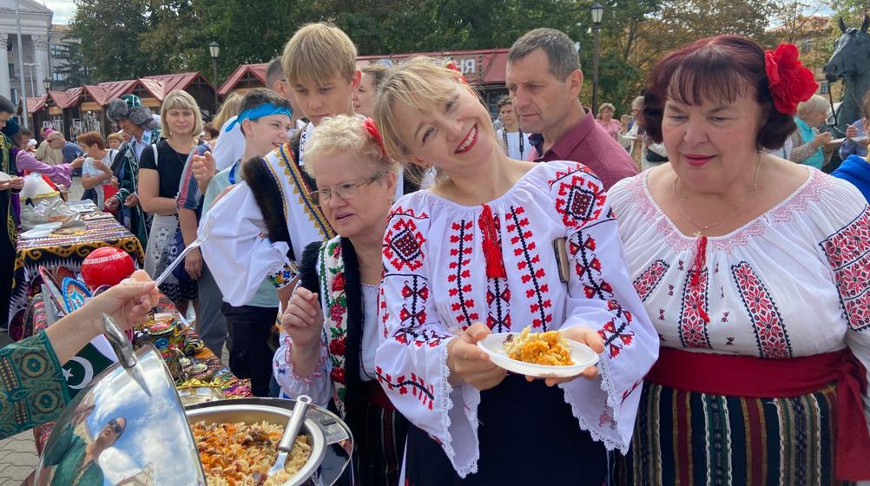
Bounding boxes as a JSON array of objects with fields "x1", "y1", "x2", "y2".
[{"x1": 225, "y1": 103, "x2": 293, "y2": 132}]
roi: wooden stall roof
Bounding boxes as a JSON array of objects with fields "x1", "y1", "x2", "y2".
[{"x1": 217, "y1": 63, "x2": 267, "y2": 96}]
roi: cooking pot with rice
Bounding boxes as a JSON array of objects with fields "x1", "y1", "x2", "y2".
[{"x1": 33, "y1": 345, "x2": 354, "y2": 485}]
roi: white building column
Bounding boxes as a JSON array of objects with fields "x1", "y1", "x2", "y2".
[
  {"x1": 0, "y1": 33, "x2": 10, "y2": 100},
  {"x1": 32, "y1": 34, "x2": 49, "y2": 96}
]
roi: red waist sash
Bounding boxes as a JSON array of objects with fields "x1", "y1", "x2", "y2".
[{"x1": 647, "y1": 347, "x2": 870, "y2": 481}]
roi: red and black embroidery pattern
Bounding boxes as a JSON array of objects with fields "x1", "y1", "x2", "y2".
[
  {"x1": 820, "y1": 209, "x2": 870, "y2": 332},
  {"x1": 506, "y1": 206, "x2": 552, "y2": 330},
  {"x1": 550, "y1": 164, "x2": 606, "y2": 230},
  {"x1": 384, "y1": 208, "x2": 427, "y2": 272},
  {"x1": 486, "y1": 279, "x2": 512, "y2": 332},
  {"x1": 679, "y1": 268, "x2": 712, "y2": 348},
  {"x1": 446, "y1": 220, "x2": 480, "y2": 327},
  {"x1": 570, "y1": 232, "x2": 636, "y2": 358},
  {"x1": 633, "y1": 260, "x2": 670, "y2": 302},
  {"x1": 375, "y1": 367, "x2": 435, "y2": 410},
  {"x1": 731, "y1": 262, "x2": 792, "y2": 358}
]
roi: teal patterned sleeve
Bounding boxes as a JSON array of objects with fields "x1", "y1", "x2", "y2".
[{"x1": 0, "y1": 332, "x2": 71, "y2": 440}]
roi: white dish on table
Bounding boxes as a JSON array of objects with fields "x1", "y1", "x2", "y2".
[{"x1": 19, "y1": 227, "x2": 56, "y2": 239}]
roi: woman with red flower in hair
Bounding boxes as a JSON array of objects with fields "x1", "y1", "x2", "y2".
[
  {"x1": 609, "y1": 35, "x2": 870, "y2": 484},
  {"x1": 274, "y1": 114, "x2": 408, "y2": 486}
]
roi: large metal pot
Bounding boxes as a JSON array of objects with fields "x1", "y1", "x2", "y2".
[
  {"x1": 34, "y1": 343, "x2": 354, "y2": 485},
  {"x1": 186, "y1": 398, "x2": 354, "y2": 486}
]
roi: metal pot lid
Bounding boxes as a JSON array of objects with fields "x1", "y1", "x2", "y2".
[{"x1": 34, "y1": 344, "x2": 206, "y2": 485}]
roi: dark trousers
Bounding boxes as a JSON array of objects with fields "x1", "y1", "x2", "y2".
[{"x1": 221, "y1": 303, "x2": 278, "y2": 397}]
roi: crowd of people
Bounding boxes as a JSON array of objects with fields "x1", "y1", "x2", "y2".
[{"x1": 0, "y1": 21, "x2": 868, "y2": 486}]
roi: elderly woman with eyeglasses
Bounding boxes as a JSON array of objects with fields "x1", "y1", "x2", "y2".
[{"x1": 274, "y1": 115, "x2": 408, "y2": 486}]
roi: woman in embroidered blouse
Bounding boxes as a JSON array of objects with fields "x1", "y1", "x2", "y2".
[
  {"x1": 0, "y1": 271, "x2": 157, "y2": 440},
  {"x1": 371, "y1": 58, "x2": 659, "y2": 485},
  {"x1": 608, "y1": 36, "x2": 870, "y2": 485},
  {"x1": 274, "y1": 114, "x2": 408, "y2": 486}
]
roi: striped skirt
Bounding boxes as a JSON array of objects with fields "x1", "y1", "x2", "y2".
[
  {"x1": 355, "y1": 398, "x2": 408, "y2": 486},
  {"x1": 614, "y1": 381, "x2": 855, "y2": 486}
]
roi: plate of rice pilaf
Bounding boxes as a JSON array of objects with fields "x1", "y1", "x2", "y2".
[
  {"x1": 477, "y1": 326, "x2": 600, "y2": 378},
  {"x1": 192, "y1": 420, "x2": 312, "y2": 485}
]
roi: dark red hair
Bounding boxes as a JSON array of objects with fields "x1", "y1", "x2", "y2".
[{"x1": 642, "y1": 35, "x2": 794, "y2": 150}]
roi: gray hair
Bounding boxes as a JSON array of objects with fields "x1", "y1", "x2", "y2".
[
  {"x1": 106, "y1": 99, "x2": 158, "y2": 130},
  {"x1": 508, "y1": 28, "x2": 580, "y2": 80},
  {"x1": 796, "y1": 94, "x2": 828, "y2": 120}
]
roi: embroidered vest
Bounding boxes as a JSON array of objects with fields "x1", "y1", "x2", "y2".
[{"x1": 319, "y1": 237, "x2": 350, "y2": 416}]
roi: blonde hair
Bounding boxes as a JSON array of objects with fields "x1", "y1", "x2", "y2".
[
  {"x1": 282, "y1": 23, "x2": 357, "y2": 88},
  {"x1": 160, "y1": 90, "x2": 203, "y2": 137},
  {"x1": 373, "y1": 57, "x2": 476, "y2": 160},
  {"x1": 597, "y1": 103, "x2": 615, "y2": 118},
  {"x1": 106, "y1": 132, "x2": 124, "y2": 145},
  {"x1": 796, "y1": 94, "x2": 828, "y2": 121},
  {"x1": 303, "y1": 114, "x2": 396, "y2": 179},
  {"x1": 212, "y1": 92, "x2": 243, "y2": 129}
]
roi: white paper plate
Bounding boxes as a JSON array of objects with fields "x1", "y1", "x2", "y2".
[
  {"x1": 477, "y1": 332, "x2": 599, "y2": 378},
  {"x1": 19, "y1": 227, "x2": 55, "y2": 239},
  {"x1": 0, "y1": 171, "x2": 11, "y2": 182},
  {"x1": 32, "y1": 222, "x2": 63, "y2": 231},
  {"x1": 68, "y1": 204, "x2": 98, "y2": 214}
]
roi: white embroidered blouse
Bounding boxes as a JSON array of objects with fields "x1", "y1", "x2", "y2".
[
  {"x1": 199, "y1": 143, "x2": 333, "y2": 306},
  {"x1": 608, "y1": 167, "x2": 870, "y2": 425},
  {"x1": 376, "y1": 161, "x2": 660, "y2": 477}
]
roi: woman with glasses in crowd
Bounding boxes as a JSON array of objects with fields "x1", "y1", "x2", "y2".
[{"x1": 275, "y1": 115, "x2": 408, "y2": 486}]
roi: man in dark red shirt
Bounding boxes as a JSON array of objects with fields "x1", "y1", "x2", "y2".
[{"x1": 506, "y1": 28, "x2": 637, "y2": 189}]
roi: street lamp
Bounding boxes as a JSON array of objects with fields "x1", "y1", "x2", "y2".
[
  {"x1": 209, "y1": 41, "x2": 220, "y2": 109},
  {"x1": 43, "y1": 77, "x2": 51, "y2": 92},
  {"x1": 591, "y1": 2, "x2": 604, "y2": 116}
]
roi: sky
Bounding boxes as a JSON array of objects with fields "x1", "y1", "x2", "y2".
[{"x1": 44, "y1": 0, "x2": 75, "y2": 24}]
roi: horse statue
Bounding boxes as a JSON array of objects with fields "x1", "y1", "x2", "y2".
[{"x1": 824, "y1": 15, "x2": 870, "y2": 136}]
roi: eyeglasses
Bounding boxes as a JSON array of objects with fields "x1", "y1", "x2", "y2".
[
  {"x1": 309, "y1": 172, "x2": 384, "y2": 206},
  {"x1": 107, "y1": 419, "x2": 124, "y2": 435}
]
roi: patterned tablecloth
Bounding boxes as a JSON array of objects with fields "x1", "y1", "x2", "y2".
[{"x1": 8, "y1": 213, "x2": 144, "y2": 327}]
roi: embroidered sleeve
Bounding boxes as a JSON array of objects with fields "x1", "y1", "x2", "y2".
[
  {"x1": 272, "y1": 329, "x2": 331, "y2": 405},
  {"x1": 821, "y1": 206, "x2": 870, "y2": 424},
  {"x1": 375, "y1": 205, "x2": 479, "y2": 477},
  {"x1": 0, "y1": 332, "x2": 71, "y2": 440},
  {"x1": 200, "y1": 182, "x2": 296, "y2": 306},
  {"x1": 549, "y1": 162, "x2": 659, "y2": 452}
]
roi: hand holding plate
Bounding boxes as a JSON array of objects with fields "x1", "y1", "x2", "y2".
[
  {"x1": 446, "y1": 322, "x2": 506, "y2": 391},
  {"x1": 529, "y1": 326, "x2": 604, "y2": 387}
]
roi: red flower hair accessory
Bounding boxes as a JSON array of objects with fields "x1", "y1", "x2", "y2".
[
  {"x1": 446, "y1": 61, "x2": 469, "y2": 85},
  {"x1": 765, "y1": 43, "x2": 819, "y2": 116},
  {"x1": 363, "y1": 118, "x2": 386, "y2": 156}
]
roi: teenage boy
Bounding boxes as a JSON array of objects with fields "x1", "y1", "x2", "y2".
[
  {"x1": 201, "y1": 22, "x2": 363, "y2": 313},
  {"x1": 201, "y1": 88, "x2": 294, "y2": 396}
]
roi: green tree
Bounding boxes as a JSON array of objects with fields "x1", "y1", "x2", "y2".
[{"x1": 70, "y1": 0, "x2": 152, "y2": 81}]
